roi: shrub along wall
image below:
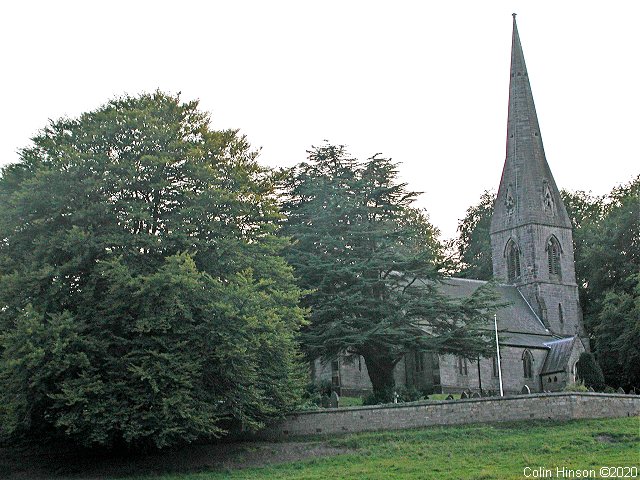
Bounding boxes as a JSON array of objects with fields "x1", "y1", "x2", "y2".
[{"x1": 254, "y1": 392, "x2": 639, "y2": 440}]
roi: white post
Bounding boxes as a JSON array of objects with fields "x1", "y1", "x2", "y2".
[{"x1": 494, "y1": 314, "x2": 504, "y2": 397}]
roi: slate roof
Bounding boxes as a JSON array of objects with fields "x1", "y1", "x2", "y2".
[
  {"x1": 540, "y1": 337, "x2": 576, "y2": 374},
  {"x1": 411, "y1": 276, "x2": 576, "y2": 358},
  {"x1": 498, "y1": 332, "x2": 557, "y2": 349},
  {"x1": 435, "y1": 277, "x2": 558, "y2": 349}
]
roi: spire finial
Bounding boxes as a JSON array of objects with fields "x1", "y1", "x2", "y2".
[{"x1": 512, "y1": 12, "x2": 517, "y2": 18}]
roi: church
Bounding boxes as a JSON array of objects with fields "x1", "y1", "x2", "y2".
[{"x1": 312, "y1": 16, "x2": 589, "y2": 396}]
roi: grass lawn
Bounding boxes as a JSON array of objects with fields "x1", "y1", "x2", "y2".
[
  {"x1": 126, "y1": 417, "x2": 638, "y2": 480},
  {"x1": 338, "y1": 393, "x2": 460, "y2": 407},
  {"x1": 339, "y1": 396, "x2": 364, "y2": 407}
]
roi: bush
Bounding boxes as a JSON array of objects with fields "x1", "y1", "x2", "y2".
[
  {"x1": 576, "y1": 352, "x2": 606, "y2": 391},
  {"x1": 302, "y1": 380, "x2": 333, "y2": 407},
  {"x1": 395, "y1": 386, "x2": 424, "y2": 402},
  {"x1": 564, "y1": 380, "x2": 588, "y2": 392},
  {"x1": 362, "y1": 392, "x2": 381, "y2": 406}
]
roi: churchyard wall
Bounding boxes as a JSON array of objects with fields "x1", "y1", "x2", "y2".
[{"x1": 255, "y1": 392, "x2": 639, "y2": 440}]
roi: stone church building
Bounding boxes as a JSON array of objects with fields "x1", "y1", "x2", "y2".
[{"x1": 312, "y1": 16, "x2": 588, "y2": 396}]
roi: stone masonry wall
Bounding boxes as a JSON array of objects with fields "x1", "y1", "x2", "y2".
[
  {"x1": 491, "y1": 224, "x2": 582, "y2": 338},
  {"x1": 255, "y1": 393, "x2": 639, "y2": 440},
  {"x1": 439, "y1": 347, "x2": 548, "y2": 395}
]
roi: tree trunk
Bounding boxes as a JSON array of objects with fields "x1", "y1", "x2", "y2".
[{"x1": 362, "y1": 353, "x2": 397, "y2": 403}]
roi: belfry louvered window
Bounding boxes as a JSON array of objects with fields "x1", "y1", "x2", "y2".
[
  {"x1": 506, "y1": 240, "x2": 521, "y2": 282},
  {"x1": 547, "y1": 237, "x2": 561, "y2": 278}
]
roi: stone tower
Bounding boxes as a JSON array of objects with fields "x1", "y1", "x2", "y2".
[{"x1": 490, "y1": 15, "x2": 585, "y2": 340}]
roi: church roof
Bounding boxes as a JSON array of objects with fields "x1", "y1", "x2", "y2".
[
  {"x1": 490, "y1": 15, "x2": 572, "y2": 234},
  {"x1": 540, "y1": 336, "x2": 576, "y2": 374},
  {"x1": 437, "y1": 277, "x2": 554, "y2": 341},
  {"x1": 498, "y1": 332, "x2": 558, "y2": 349}
]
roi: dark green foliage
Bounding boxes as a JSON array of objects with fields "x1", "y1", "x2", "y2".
[
  {"x1": 362, "y1": 392, "x2": 380, "y2": 406},
  {"x1": 454, "y1": 190, "x2": 496, "y2": 280},
  {"x1": 302, "y1": 380, "x2": 333, "y2": 408},
  {"x1": 562, "y1": 178, "x2": 639, "y2": 389},
  {"x1": 282, "y1": 144, "x2": 500, "y2": 402},
  {"x1": 393, "y1": 385, "x2": 423, "y2": 403},
  {"x1": 575, "y1": 352, "x2": 606, "y2": 391},
  {"x1": 593, "y1": 275, "x2": 640, "y2": 391},
  {"x1": 0, "y1": 92, "x2": 306, "y2": 448}
]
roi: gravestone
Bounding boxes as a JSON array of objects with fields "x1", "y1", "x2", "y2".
[
  {"x1": 445, "y1": 394, "x2": 454, "y2": 400},
  {"x1": 460, "y1": 391, "x2": 468, "y2": 399},
  {"x1": 617, "y1": 387, "x2": 625, "y2": 394},
  {"x1": 520, "y1": 385, "x2": 531, "y2": 395},
  {"x1": 330, "y1": 391, "x2": 340, "y2": 408},
  {"x1": 321, "y1": 395, "x2": 330, "y2": 408}
]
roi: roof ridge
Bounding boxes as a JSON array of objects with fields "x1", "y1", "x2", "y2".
[
  {"x1": 543, "y1": 335, "x2": 576, "y2": 346},
  {"x1": 444, "y1": 277, "x2": 488, "y2": 284},
  {"x1": 516, "y1": 286, "x2": 550, "y2": 332}
]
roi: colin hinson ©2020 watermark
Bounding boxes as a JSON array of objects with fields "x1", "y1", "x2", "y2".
[{"x1": 524, "y1": 465, "x2": 638, "y2": 478}]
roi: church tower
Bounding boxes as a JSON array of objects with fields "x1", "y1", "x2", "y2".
[{"x1": 490, "y1": 15, "x2": 585, "y2": 340}]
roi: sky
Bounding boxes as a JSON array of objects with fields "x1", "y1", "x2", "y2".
[{"x1": 1, "y1": 1, "x2": 638, "y2": 240}]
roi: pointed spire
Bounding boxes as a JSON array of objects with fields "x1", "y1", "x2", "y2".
[{"x1": 491, "y1": 15, "x2": 571, "y2": 234}]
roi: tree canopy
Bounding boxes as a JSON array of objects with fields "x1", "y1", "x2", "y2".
[
  {"x1": 0, "y1": 92, "x2": 306, "y2": 448},
  {"x1": 454, "y1": 190, "x2": 496, "y2": 281},
  {"x1": 564, "y1": 178, "x2": 640, "y2": 390},
  {"x1": 282, "y1": 144, "x2": 500, "y2": 402}
]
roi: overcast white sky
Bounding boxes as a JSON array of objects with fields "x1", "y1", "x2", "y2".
[{"x1": 1, "y1": 1, "x2": 638, "y2": 239}]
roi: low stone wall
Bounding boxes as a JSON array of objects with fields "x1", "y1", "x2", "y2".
[{"x1": 256, "y1": 393, "x2": 639, "y2": 440}]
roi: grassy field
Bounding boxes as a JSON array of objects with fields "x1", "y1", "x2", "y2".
[{"x1": 125, "y1": 417, "x2": 638, "y2": 480}]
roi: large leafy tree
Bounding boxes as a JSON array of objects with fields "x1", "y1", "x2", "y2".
[
  {"x1": 0, "y1": 92, "x2": 305, "y2": 448},
  {"x1": 454, "y1": 190, "x2": 496, "y2": 280},
  {"x1": 566, "y1": 178, "x2": 639, "y2": 389},
  {"x1": 282, "y1": 144, "x2": 499, "y2": 402}
]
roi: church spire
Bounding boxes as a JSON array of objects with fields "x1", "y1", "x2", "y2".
[
  {"x1": 490, "y1": 15, "x2": 571, "y2": 234},
  {"x1": 489, "y1": 16, "x2": 583, "y2": 339}
]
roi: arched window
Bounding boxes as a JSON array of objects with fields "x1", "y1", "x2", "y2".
[
  {"x1": 457, "y1": 356, "x2": 468, "y2": 376},
  {"x1": 522, "y1": 350, "x2": 533, "y2": 379},
  {"x1": 505, "y1": 240, "x2": 521, "y2": 282},
  {"x1": 547, "y1": 236, "x2": 562, "y2": 278},
  {"x1": 331, "y1": 359, "x2": 340, "y2": 387},
  {"x1": 415, "y1": 352, "x2": 425, "y2": 373},
  {"x1": 572, "y1": 361, "x2": 579, "y2": 382}
]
